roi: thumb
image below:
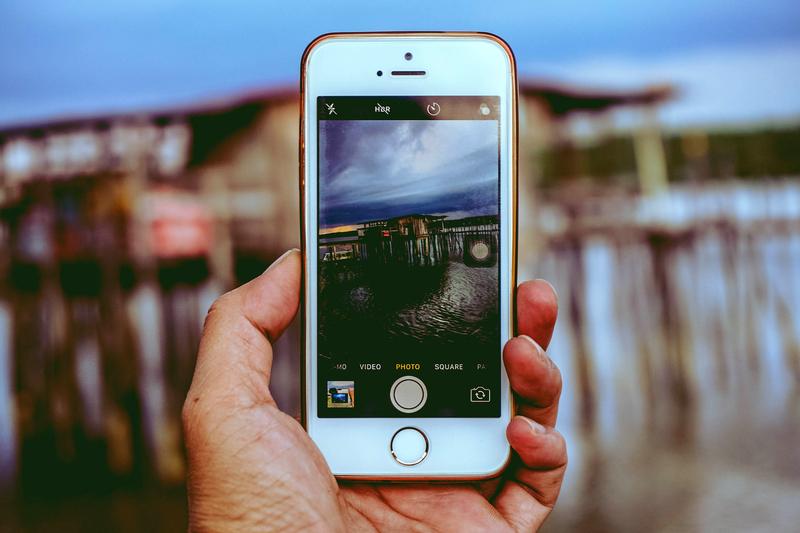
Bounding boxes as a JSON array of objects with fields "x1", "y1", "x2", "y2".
[{"x1": 189, "y1": 249, "x2": 301, "y2": 407}]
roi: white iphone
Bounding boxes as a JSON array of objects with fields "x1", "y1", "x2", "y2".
[{"x1": 300, "y1": 32, "x2": 517, "y2": 479}]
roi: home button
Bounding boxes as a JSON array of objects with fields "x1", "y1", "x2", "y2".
[
  {"x1": 390, "y1": 376, "x2": 427, "y2": 413},
  {"x1": 390, "y1": 427, "x2": 429, "y2": 466}
]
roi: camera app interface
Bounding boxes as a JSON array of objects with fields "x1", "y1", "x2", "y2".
[{"x1": 317, "y1": 96, "x2": 500, "y2": 417}]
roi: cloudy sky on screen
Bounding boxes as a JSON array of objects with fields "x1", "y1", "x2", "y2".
[
  {"x1": 319, "y1": 120, "x2": 498, "y2": 229},
  {"x1": 1, "y1": 0, "x2": 799, "y2": 127}
]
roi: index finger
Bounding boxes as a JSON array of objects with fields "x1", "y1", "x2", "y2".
[{"x1": 516, "y1": 279, "x2": 558, "y2": 349}]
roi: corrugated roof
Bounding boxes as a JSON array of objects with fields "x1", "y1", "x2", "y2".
[{"x1": 0, "y1": 80, "x2": 672, "y2": 135}]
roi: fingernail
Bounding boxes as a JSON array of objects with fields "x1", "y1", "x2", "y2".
[
  {"x1": 518, "y1": 334, "x2": 542, "y2": 352},
  {"x1": 265, "y1": 248, "x2": 299, "y2": 273},
  {"x1": 520, "y1": 416, "x2": 547, "y2": 435},
  {"x1": 518, "y1": 335, "x2": 556, "y2": 369}
]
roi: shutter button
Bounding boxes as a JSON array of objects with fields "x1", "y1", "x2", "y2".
[{"x1": 390, "y1": 376, "x2": 427, "y2": 413}]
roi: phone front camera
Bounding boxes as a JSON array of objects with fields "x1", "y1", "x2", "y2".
[
  {"x1": 377, "y1": 70, "x2": 383, "y2": 77},
  {"x1": 404, "y1": 52, "x2": 413, "y2": 61}
]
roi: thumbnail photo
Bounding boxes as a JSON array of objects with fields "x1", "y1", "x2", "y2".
[{"x1": 327, "y1": 381, "x2": 355, "y2": 408}]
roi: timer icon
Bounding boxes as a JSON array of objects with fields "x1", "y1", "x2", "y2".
[{"x1": 426, "y1": 102, "x2": 441, "y2": 116}]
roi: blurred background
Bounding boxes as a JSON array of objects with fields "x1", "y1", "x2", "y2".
[{"x1": 1, "y1": 1, "x2": 799, "y2": 531}]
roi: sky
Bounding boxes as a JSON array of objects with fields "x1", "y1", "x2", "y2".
[
  {"x1": 1, "y1": 0, "x2": 799, "y2": 127},
  {"x1": 319, "y1": 120, "x2": 498, "y2": 228}
]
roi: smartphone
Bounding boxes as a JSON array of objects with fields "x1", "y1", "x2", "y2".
[{"x1": 300, "y1": 32, "x2": 517, "y2": 479}]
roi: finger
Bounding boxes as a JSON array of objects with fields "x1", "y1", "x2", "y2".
[
  {"x1": 507, "y1": 416, "x2": 567, "y2": 471},
  {"x1": 237, "y1": 248, "x2": 303, "y2": 341},
  {"x1": 493, "y1": 416, "x2": 568, "y2": 532},
  {"x1": 516, "y1": 280, "x2": 558, "y2": 349},
  {"x1": 504, "y1": 335, "x2": 562, "y2": 426},
  {"x1": 187, "y1": 249, "x2": 301, "y2": 408}
]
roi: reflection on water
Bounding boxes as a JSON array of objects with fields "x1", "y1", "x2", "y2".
[
  {"x1": 392, "y1": 262, "x2": 498, "y2": 344},
  {"x1": 530, "y1": 181, "x2": 800, "y2": 532},
  {"x1": 319, "y1": 260, "x2": 498, "y2": 360}
]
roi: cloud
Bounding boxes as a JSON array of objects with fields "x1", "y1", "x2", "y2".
[{"x1": 319, "y1": 120, "x2": 499, "y2": 228}]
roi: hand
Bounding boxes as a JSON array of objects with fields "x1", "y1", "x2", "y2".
[{"x1": 183, "y1": 249, "x2": 565, "y2": 532}]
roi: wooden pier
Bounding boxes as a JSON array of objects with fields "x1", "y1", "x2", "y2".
[{"x1": 319, "y1": 214, "x2": 499, "y2": 268}]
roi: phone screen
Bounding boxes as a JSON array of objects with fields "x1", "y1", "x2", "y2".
[{"x1": 317, "y1": 96, "x2": 500, "y2": 418}]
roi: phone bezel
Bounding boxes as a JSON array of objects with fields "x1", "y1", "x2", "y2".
[{"x1": 300, "y1": 32, "x2": 518, "y2": 479}]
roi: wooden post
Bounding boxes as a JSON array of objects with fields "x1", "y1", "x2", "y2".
[{"x1": 633, "y1": 106, "x2": 669, "y2": 196}]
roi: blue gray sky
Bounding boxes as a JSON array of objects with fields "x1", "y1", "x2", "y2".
[
  {"x1": 1, "y1": 0, "x2": 799, "y2": 127},
  {"x1": 319, "y1": 120, "x2": 498, "y2": 228}
]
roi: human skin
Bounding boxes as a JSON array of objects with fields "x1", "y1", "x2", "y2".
[{"x1": 183, "y1": 249, "x2": 566, "y2": 532}]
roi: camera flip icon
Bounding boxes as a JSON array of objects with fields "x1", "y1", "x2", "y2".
[{"x1": 470, "y1": 386, "x2": 491, "y2": 403}]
